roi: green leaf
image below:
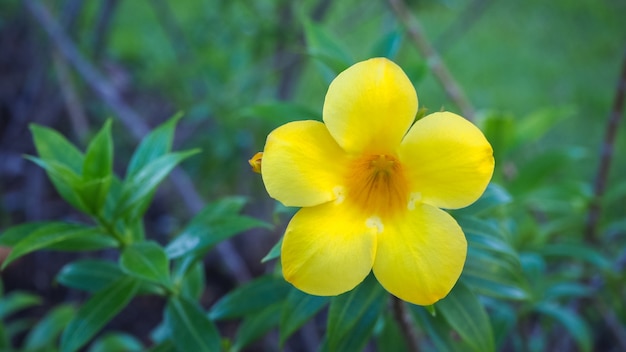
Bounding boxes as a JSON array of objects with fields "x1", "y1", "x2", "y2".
[
  {"x1": 56, "y1": 259, "x2": 124, "y2": 292},
  {"x1": 514, "y1": 106, "x2": 575, "y2": 147},
  {"x1": 279, "y1": 288, "x2": 328, "y2": 345},
  {"x1": 29, "y1": 124, "x2": 83, "y2": 173},
  {"x1": 88, "y1": 332, "x2": 144, "y2": 352},
  {"x1": 437, "y1": 282, "x2": 495, "y2": 352},
  {"x1": 176, "y1": 259, "x2": 205, "y2": 301},
  {"x1": 375, "y1": 313, "x2": 409, "y2": 352},
  {"x1": 543, "y1": 282, "x2": 593, "y2": 301},
  {"x1": 60, "y1": 276, "x2": 140, "y2": 352},
  {"x1": 243, "y1": 102, "x2": 320, "y2": 125},
  {"x1": 233, "y1": 303, "x2": 282, "y2": 351},
  {"x1": 24, "y1": 304, "x2": 75, "y2": 350},
  {"x1": 145, "y1": 340, "x2": 176, "y2": 352},
  {"x1": 411, "y1": 306, "x2": 459, "y2": 351},
  {"x1": 2, "y1": 223, "x2": 117, "y2": 269},
  {"x1": 81, "y1": 120, "x2": 114, "y2": 213},
  {"x1": 370, "y1": 29, "x2": 403, "y2": 59},
  {"x1": 261, "y1": 237, "x2": 282, "y2": 263},
  {"x1": 127, "y1": 113, "x2": 182, "y2": 178},
  {"x1": 25, "y1": 156, "x2": 89, "y2": 213},
  {"x1": 0, "y1": 321, "x2": 7, "y2": 349},
  {"x1": 302, "y1": 18, "x2": 353, "y2": 76},
  {"x1": 453, "y1": 183, "x2": 512, "y2": 217},
  {"x1": 120, "y1": 241, "x2": 171, "y2": 288},
  {"x1": 538, "y1": 243, "x2": 612, "y2": 271},
  {"x1": 166, "y1": 197, "x2": 270, "y2": 259},
  {"x1": 165, "y1": 295, "x2": 221, "y2": 352},
  {"x1": 327, "y1": 274, "x2": 387, "y2": 352},
  {"x1": 535, "y1": 303, "x2": 591, "y2": 352},
  {"x1": 117, "y1": 149, "x2": 200, "y2": 219},
  {"x1": 0, "y1": 291, "x2": 41, "y2": 319},
  {"x1": 0, "y1": 222, "x2": 50, "y2": 246},
  {"x1": 209, "y1": 275, "x2": 290, "y2": 320}
]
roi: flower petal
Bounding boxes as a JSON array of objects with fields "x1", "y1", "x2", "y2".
[
  {"x1": 323, "y1": 58, "x2": 418, "y2": 153},
  {"x1": 281, "y1": 201, "x2": 377, "y2": 296},
  {"x1": 262, "y1": 120, "x2": 347, "y2": 207},
  {"x1": 399, "y1": 112, "x2": 494, "y2": 209},
  {"x1": 373, "y1": 203, "x2": 466, "y2": 305}
]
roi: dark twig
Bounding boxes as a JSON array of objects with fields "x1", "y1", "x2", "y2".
[
  {"x1": 391, "y1": 297, "x2": 420, "y2": 352},
  {"x1": 585, "y1": 48, "x2": 626, "y2": 242},
  {"x1": 387, "y1": 0, "x2": 476, "y2": 121},
  {"x1": 24, "y1": 0, "x2": 252, "y2": 283}
]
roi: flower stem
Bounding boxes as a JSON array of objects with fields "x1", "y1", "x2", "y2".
[
  {"x1": 585, "y1": 48, "x2": 626, "y2": 242},
  {"x1": 392, "y1": 296, "x2": 420, "y2": 352}
]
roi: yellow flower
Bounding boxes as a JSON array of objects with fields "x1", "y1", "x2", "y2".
[{"x1": 257, "y1": 58, "x2": 494, "y2": 305}]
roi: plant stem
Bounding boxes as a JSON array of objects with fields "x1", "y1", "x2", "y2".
[
  {"x1": 387, "y1": 0, "x2": 476, "y2": 121},
  {"x1": 585, "y1": 48, "x2": 626, "y2": 242},
  {"x1": 392, "y1": 296, "x2": 420, "y2": 352}
]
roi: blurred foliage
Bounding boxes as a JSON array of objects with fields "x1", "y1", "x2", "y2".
[{"x1": 0, "y1": 0, "x2": 625, "y2": 351}]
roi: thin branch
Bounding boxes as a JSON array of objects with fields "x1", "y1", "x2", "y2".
[
  {"x1": 585, "y1": 48, "x2": 626, "y2": 242},
  {"x1": 24, "y1": 0, "x2": 252, "y2": 283},
  {"x1": 391, "y1": 297, "x2": 420, "y2": 352},
  {"x1": 387, "y1": 0, "x2": 476, "y2": 121}
]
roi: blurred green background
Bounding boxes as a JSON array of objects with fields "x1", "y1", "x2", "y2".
[{"x1": 1, "y1": 0, "x2": 625, "y2": 350}]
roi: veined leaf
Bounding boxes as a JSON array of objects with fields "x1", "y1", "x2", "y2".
[
  {"x1": 82, "y1": 120, "x2": 113, "y2": 179},
  {"x1": 120, "y1": 241, "x2": 171, "y2": 289},
  {"x1": 127, "y1": 113, "x2": 182, "y2": 178},
  {"x1": 437, "y1": 281, "x2": 495, "y2": 352},
  {"x1": 166, "y1": 197, "x2": 270, "y2": 259},
  {"x1": 117, "y1": 149, "x2": 200, "y2": 219},
  {"x1": 29, "y1": 124, "x2": 83, "y2": 173},
  {"x1": 233, "y1": 303, "x2": 282, "y2": 351},
  {"x1": 2, "y1": 223, "x2": 117, "y2": 269},
  {"x1": 165, "y1": 295, "x2": 221, "y2": 352},
  {"x1": 209, "y1": 275, "x2": 290, "y2": 320},
  {"x1": 327, "y1": 274, "x2": 387, "y2": 352},
  {"x1": 24, "y1": 304, "x2": 75, "y2": 350},
  {"x1": 279, "y1": 288, "x2": 328, "y2": 345},
  {"x1": 60, "y1": 276, "x2": 140, "y2": 352}
]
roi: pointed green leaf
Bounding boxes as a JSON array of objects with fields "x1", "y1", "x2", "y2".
[
  {"x1": 117, "y1": 149, "x2": 199, "y2": 219},
  {"x1": 327, "y1": 275, "x2": 387, "y2": 352},
  {"x1": 57, "y1": 259, "x2": 124, "y2": 292},
  {"x1": 60, "y1": 276, "x2": 140, "y2": 352},
  {"x1": 29, "y1": 124, "x2": 83, "y2": 172},
  {"x1": 411, "y1": 306, "x2": 459, "y2": 351},
  {"x1": 538, "y1": 243, "x2": 612, "y2": 271},
  {"x1": 302, "y1": 19, "x2": 353, "y2": 76},
  {"x1": 24, "y1": 304, "x2": 75, "y2": 350},
  {"x1": 453, "y1": 183, "x2": 512, "y2": 217},
  {"x1": 0, "y1": 292, "x2": 41, "y2": 319},
  {"x1": 80, "y1": 120, "x2": 114, "y2": 214},
  {"x1": 127, "y1": 113, "x2": 182, "y2": 178},
  {"x1": 233, "y1": 303, "x2": 282, "y2": 351},
  {"x1": 437, "y1": 281, "x2": 495, "y2": 352},
  {"x1": 88, "y1": 332, "x2": 144, "y2": 352},
  {"x1": 0, "y1": 222, "x2": 51, "y2": 247},
  {"x1": 166, "y1": 197, "x2": 270, "y2": 258},
  {"x1": 370, "y1": 29, "x2": 403, "y2": 59},
  {"x1": 279, "y1": 288, "x2": 328, "y2": 345},
  {"x1": 209, "y1": 275, "x2": 290, "y2": 320},
  {"x1": 2, "y1": 223, "x2": 116, "y2": 269},
  {"x1": 120, "y1": 241, "x2": 171, "y2": 288},
  {"x1": 165, "y1": 295, "x2": 221, "y2": 352},
  {"x1": 25, "y1": 156, "x2": 89, "y2": 213},
  {"x1": 535, "y1": 303, "x2": 591, "y2": 352},
  {"x1": 375, "y1": 313, "x2": 410, "y2": 352},
  {"x1": 261, "y1": 237, "x2": 282, "y2": 263}
]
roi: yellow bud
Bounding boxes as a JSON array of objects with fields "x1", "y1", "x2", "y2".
[{"x1": 248, "y1": 152, "x2": 263, "y2": 174}]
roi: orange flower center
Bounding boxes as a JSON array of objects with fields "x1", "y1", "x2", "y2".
[{"x1": 346, "y1": 153, "x2": 409, "y2": 218}]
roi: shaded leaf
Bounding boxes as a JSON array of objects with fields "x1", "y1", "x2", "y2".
[
  {"x1": 81, "y1": 120, "x2": 113, "y2": 213},
  {"x1": 2, "y1": 223, "x2": 117, "y2": 269},
  {"x1": 120, "y1": 241, "x2": 171, "y2": 288},
  {"x1": 60, "y1": 276, "x2": 140, "y2": 352},
  {"x1": 88, "y1": 332, "x2": 144, "y2": 352},
  {"x1": 0, "y1": 292, "x2": 41, "y2": 319},
  {"x1": 209, "y1": 275, "x2": 290, "y2": 320},
  {"x1": 279, "y1": 288, "x2": 328, "y2": 345},
  {"x1": 29, "y1": 124, "x2": 83, "y2": 173},
  {"x1": 535, "y1": 303, "x2": 591, "y2": 352},
  {"x1": 24, "y1": 304, "x2": 75, "y2": 350},
  {"x1": 327, "y1": 275, "x2": 387, "y2": 352},
  {"x1": 234, "y1": 303, "x2": 282, "y2": 351},
  {"x1": 302, "y1": 18, "x2": 353, "y2": 76},
  {"x1": 165, "y1": 295, "x2": 221, "y2": 352},
  {"x1": 261, "y1": 237, "x2": 282, "y2": 263},
  {"x1": 437, "y1": 281, "x2": 495, "y2": 352}
]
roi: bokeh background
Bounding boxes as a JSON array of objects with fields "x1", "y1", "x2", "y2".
[{"x1": 1, "y1": 0, "x2": 625, "y2": 350}]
